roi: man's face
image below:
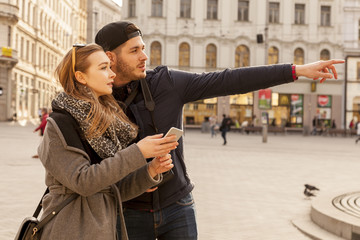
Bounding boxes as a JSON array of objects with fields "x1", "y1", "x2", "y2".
[{"x1": 110, "y1": 36, "x2": 148, "y2": 87}]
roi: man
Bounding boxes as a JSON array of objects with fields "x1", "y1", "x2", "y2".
[
  {"x1": 220, "y1": 114, "x2": 231, "y2": 145},
  {"x1": 95, "y1": 21, "x2": 344, "y2": 239}
]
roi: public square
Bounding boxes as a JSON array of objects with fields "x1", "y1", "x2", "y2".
[{"x1": 1, "y1": 121, "x2": 359, "y2": 240}]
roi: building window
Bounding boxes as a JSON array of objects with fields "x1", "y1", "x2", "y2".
[
  {"x1": 269, "y1": 2, "x2": 280, "y2": 23},
  {"x1": 38, "y1": 47, "x2": 42, "y2": 67},
  {"x1": 179, "y1": 42, "x2": 190, "y2": 67},
  {"x1": 294, "y1": 4, "x2": 305, "y2": 24},
  {"x1": 22, "y1": 0, "x2": 26, "y2": 20},
  {"x1": 20, "y1": 37, "x2": 24, "y2": 59},
  {"x1": 235, "y1": 45, "x2": 250, "y2": 67},
  {"x1": 358, "y1": 20, "x2": 360, "y2": 41},
  {"x1": 180, "y1": 0, "x2": 191, "y2": 18},
  {"x1": 352, "y1": 97, "x2": 360, "y2": 122},
  {"x1": 7, "y1": 26, "x2": 11, "y2": 46},
  {"x1": 27, "y1": 2, "x2": 31, "y2": 23},
  {"x1": 33, "y1": 6, "x2": 36, "y2": 26},
  {"x1": 207, "y1": 0, "x2": 218, "y2": 20},
  {"x1": 294, "y1": 48, "x2": 304, "y2": 65},
  {"x1": 26, "y1": 40, "x2": 30, "y2": 61},
  {"x1": 128, "y1": 0, "x2": 136, "y2": 17},
  {"x1": 150, "y1": 41, "x2": 161, "y2": 66},
  {"x1": 152, "y1": 0, "x2": 163, "y2": 17},
  {"x1": 357, "y1": 62, "x2": 360, "y2": 80},
  {"x1": 32, "y1": 43, "x2": 35, "y2": 63},
  {"x1": 238, "y1": 0, "x2": 249, "y2": 21},
  {"x1": 206, "y1": 44, "x2": 217, "y2": 68},
  {"x1": 320, "y1": 49, "x2": 330, "y2": 60},
  {"x1": 321, "y1": 6, "x2": 331, "y2": 26},
  {"x1": 317, "y1": 95, "x2": 332, "y2": 127},
  {"x1": 268, "y1": 46, "x2": 279, "y2": 64}
]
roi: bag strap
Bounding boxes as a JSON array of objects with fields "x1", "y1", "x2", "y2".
[
  {"x1": 32, "y1": 193, "x2": 78, "y2": 235},
  {"x1": 32, "y1": 188, "x2": 49, "y2": 218},
  {"x1": 140, "y1": 78, "x2": 158, "y2": 133},
  {"x1": 124, "y1": 79, "x2": 158, "y2": 133},
  {"x1": 124, "y1": 81, "x2": 139, "y2": 108},
  {"x1": 140, "y1": 78, "x2": 155, "y2": 112}
]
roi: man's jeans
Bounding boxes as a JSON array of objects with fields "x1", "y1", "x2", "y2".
[{"x1": 118, "y1": 193, "x2": 197, "y2": 240}]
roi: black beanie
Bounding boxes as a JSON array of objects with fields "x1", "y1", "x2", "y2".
[{"x1": 95, "y1": 21, "x2": 142, "y2": 51}]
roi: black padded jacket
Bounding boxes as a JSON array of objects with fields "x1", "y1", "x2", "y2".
[{"x1": 113, "y1": 64, "x2": 295, "y2": 211}]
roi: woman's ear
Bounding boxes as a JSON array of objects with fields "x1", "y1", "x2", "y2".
[{"x1": 74, "y1": 71, "x2": 87, "y2": 85}]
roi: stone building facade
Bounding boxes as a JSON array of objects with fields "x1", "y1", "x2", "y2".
[
  {"x1": 343, "y1": 0, "x2": 360, "y2": 129},
  {"x1": 0, "y1": 0, "x2": 87, "y2": 121},
  {"x1": 121, "y1": 0, "x2": 345, "y2": 132},
  {"x1": 87, "y1": 0, "x2": 121, "y2": 44}
]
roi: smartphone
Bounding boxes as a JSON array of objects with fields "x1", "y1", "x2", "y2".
[
  {"x1": 152, "y1": 127, "x2": 183, "y2": 187},
  {"x1": 163, "y1": 127, "x2": 183, "y2": 142}
]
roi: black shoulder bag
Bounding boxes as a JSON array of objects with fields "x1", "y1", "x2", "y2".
[{"x1": 14, "y1": 189, "x2": 78, "y2": 240}]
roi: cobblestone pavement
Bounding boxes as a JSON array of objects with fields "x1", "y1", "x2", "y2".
[{"x1": 1, "y1": 121, "x2": 359, "y2": 239}]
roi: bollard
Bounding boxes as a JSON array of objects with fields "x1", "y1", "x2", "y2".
[{"x1": 262, "y1": 124, "x2": 268, "y2": 143}]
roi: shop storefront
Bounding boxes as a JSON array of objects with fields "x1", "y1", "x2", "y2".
[
  {"x1": 183, "y1": 93, "x2": 254, "y2": 126},
  {"x1": 258, "y1": 90, "x2": 304, "y2": 128},
  {"x1": 315, "y1": 95, "x2": 334, "y2": 128},
  {"x1": 183, "y1": 98, "x2": 217, "y2": 125},
  {"x1": 229, "y1": 92, "x2": 253, "y2": 127},
  {"x1": 183, "y1": 90, "x2": 341, "y2": 133}
]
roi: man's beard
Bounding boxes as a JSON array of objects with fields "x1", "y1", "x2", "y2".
[{"x1": 115, "y1": 58, "x2": 146, "y2": 83}]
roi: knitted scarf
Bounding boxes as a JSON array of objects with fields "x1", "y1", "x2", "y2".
[{"x1": 52, "y1": 92, "x2": 137, "y2": 159}]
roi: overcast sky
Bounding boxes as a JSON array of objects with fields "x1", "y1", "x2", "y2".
[{"x1": 112, "y1": 0, "x2": 122, "y2": 6}]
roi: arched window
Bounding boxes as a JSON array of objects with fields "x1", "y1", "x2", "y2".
[
  {"x1": 294, "y1": 48, "x2": 304, "y2": 65},
  {"x1": 179, "y1": 42, "x2": 190, "y2": 67},
  {"x1": 206, "y1": 44, "x2": 217, "y2": 68},
  {"x1": 235, "y1": 45, "x2": 250, "y2": 67},
  {"x1": 268, "y1": 46, "x2": 279, "y2": 64},
  {"x1": 320, "y1": 49, "x2": 330, "y2": 60},
  {"x1": 150, "y1": 41, "x2": 161, "y2": 66}
]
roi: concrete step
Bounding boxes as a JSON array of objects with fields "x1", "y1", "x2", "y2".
[
  {"x1": 311, "y1": 191, "x2": 360, "y2": 240},
  {"x1": 292, "y1": 216, "x2": 345, "y2": 240}
]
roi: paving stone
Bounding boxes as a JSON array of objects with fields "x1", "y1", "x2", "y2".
[{"x1": 1, "y1": 123, "x2": 359, "y2": 239}]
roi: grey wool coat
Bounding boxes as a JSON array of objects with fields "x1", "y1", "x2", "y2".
[{"x1": 37, "y1": 114, "x2": 162, "y2": 240}]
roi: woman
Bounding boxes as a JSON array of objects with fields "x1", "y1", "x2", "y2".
[
  {"x1": 32, "y1": 108, "x2": 49, "y2": 158},
  {"x1": 34, "y1": 108, "x2": 49, "y2": 136},
  {"x1": 37, "y1": 44, "x2": 178, "y2": 239}
]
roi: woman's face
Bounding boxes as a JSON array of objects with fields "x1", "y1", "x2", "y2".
[{"x1": 80, "y1": 51, "x2": 116, "y2": 98}]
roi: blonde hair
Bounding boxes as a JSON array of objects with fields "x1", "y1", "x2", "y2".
[{"x1": 55, "y1": 43, "x2": 137, "y2": 138}]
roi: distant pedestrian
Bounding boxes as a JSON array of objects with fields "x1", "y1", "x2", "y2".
[
  {"x1": 331, "y1": 119, "x2": 336, "y2": 129},
  {"x1": 220, "y1": 114, "x2": 232, "y2": 145},
  {"x1": 34, "y1": 108, "x2": 49, "y2": 136},
  {"x1": 209, "y1": 115, "x2": 217, "y2": 137},
  {"x1": 32, "y1": 108, "x2": 49, "y2": 158},
  {"x1": 349, "y1": 119, "x2": 354, "y2": 129},
  {"x1": 355, "y1": 122, "x2": 360, "y2": 144},
  {"x1": 241, "y1": 120, "x2": 249, "y2": 134},
  {"x1": 311, "y1": 116, "x2": 318, "y2": 135}
]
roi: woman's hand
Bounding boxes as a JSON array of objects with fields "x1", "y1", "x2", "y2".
[
  {"x1": 148, "y1": 154, "x2": 174, "y2": 178},
  {"x1": 136, "y1": 134, "x2": 178, "y2": 159}
]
